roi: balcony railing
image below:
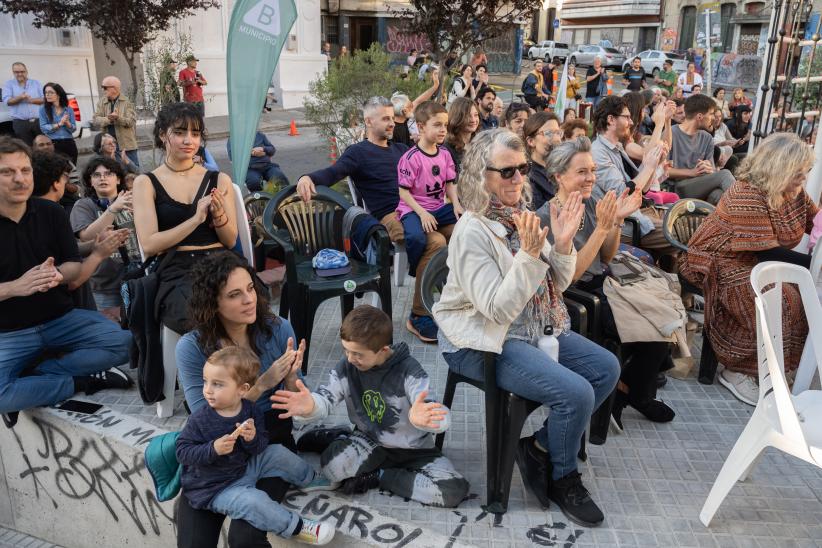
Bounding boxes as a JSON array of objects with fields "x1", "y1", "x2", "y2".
[{"x1": 561, "y1": 0, "x2": 661, "y2": 19}]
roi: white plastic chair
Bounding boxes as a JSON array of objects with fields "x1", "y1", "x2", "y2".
[
  {"x1": 346, "y1": 177, "x2": 408, "y2": 287},
  {"x1": 140, "y1": 183, "x2": 255, "y2": 418},
  {"x1": 699, "y1": 261, "x2": 822, "y2": 526},
  {"x1": 793, "y1": 241, "x2": 822, "y2": 395}
]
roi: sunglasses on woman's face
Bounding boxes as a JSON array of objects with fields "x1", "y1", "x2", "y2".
[{"x1": 487, "y1": 163, "x2": 530, "y2": 179}]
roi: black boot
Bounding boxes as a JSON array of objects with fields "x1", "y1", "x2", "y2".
[
  {"x1": 630, "y1": 399, "x2": 675, "y2": 423},
  {"x1": 296, "y1": 426, "x2": 352, "y2": 454},
  {"x1": 548, "y1": 471, "x2": 604, "y2": 527},
  {"x1": 515, "y1": 435, "x2": 552, "y2": 508},
  {"x1": 611, "y1": 390, "x2": 627, "y2": 432}
]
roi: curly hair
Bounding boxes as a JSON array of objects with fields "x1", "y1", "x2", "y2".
[
  {"x1": 153, "y1": 102, "x2": 206, "y2": 149},
  {"x1": 736, "y1": 132, "x2": 815, "y2": 208},
  {"x1": 187, "y1": 250, "x2": 276, "y2": 357},
  {"x1": 458, "y1": 128, "x2": 531, "y2": 213},
  {"x1": 82, "y1": 156, "x2": 126, "y2": 199},
  {"x1": 32, "y1": 151, "x2": 71, "y2": 197}
]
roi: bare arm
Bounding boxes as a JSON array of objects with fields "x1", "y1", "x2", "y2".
[
  {"x1": 412, "y1": 71, "x2": 440, "y2": 108},
  {"x1": 132, "y1": 175, "x2": 203, "y2": 256},
  {"x1": 212, "y1": 174, "x2": 239, "y2": 250}
]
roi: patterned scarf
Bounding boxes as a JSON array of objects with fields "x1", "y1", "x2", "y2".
[{"x1": 485, "y1": 196, "x2": 569, "y2": 339}]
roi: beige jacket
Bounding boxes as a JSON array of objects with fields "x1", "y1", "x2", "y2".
[
  {"x1": 432, "y1": 211, "x2": 577, "y2": 353},
  {"x1": 93, "y1": 95, "x2": 137, "y2": 151}
]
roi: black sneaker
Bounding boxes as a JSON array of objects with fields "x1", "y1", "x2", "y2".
[
  {"x1": 85, "y1": 367, "x2": 133, "y2": 395},
  {"x1": 339, "y1": 470, "x2": 380, "y2": 495},
  {"x1": 515, "y1": 436, "x2": 552, "y2": 508},
  {"x1": 296, "y1": 426, "x2": 352, "y2": 454},
  {"x1": 548, "y1": 471, "x2": 604, "y2": 527},
  {"x1": 631, "y1": 399, "x2": 675, "y2": 423}
]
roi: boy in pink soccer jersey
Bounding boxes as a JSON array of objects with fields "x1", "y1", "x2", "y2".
[{"x1": 396, "y1": 101, "x2": 462, "y2": 343}]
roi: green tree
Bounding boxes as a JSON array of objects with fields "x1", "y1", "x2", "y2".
[{"x1": 303, "y1": 43, "x2": 432, "y2": 152}]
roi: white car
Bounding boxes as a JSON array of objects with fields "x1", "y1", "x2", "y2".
[
  {"x1": 622, "y1": 50, "x2": 688, "y2": 78},
  {"x1": 527, "y1": 40, "x2": 571, "y2": 63}
]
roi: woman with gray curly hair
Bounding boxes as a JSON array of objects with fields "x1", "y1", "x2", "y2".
[{"x1": 432, "y1": 129, "x2": 620, "y2": 527}]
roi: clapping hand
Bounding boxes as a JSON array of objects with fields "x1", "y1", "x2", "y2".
[
  {"x1": 91, "y1": 228, "x2": 129, "y2": 259},
  {"x1": 549, "y1": 191, "x2": 584, "y2": 254},
  {"x1": 695, "y1": 159, "x2": 714, "y2": 175},
  {"x1": 110, "y1": 190, "x2": 133, "y2": 214},
  {"x1": 13, "y1": 257, "x2": 63, "y2": 297},
  {"x1": 595, "y1": 190, "x2": 618, "y2": 229},
  {"x1": 408, "y1": 391, "x2": 448, "y2": 430},
  {"x1": 270, "y1": 380, "x2": 315, "y2": 418},
  {"x1": 256, "y1": 337, "x2": 305, "y2": 391},
  {"x1": 615, "y1": 188, "x2": 642, "y2": 221},
  {"x1": 513, "y1": 210, "x2": 549, "y2": 258}
]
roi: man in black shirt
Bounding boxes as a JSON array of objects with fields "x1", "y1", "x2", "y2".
[
  {"x1": 0, "y1": 137, "x2": 132, "y2": 419},
  {"x1": 622, "y1": 57, "x2": 647, "y2": 92},
  {"x1": 585, "y1": 57, "x2": 607, "y2": 108}
]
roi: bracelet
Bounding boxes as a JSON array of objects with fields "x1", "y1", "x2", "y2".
[{"x1": 213, "y1": 215, "x2": 229, "y2": 229}]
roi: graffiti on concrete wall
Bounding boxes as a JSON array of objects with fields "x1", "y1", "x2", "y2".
[
  {"x1": 485, "y1": 27, "x2": 518, "y2": 74},
  {"x1": 711, "y1": 53, "x2": 763, "y2": 90},
  {"x1": 385, "y1": 25, "x2": 431, "y2": 55}
]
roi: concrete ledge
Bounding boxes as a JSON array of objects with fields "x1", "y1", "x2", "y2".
[{"x1": 0, "y1": 406, "x2": 174, "y2": 547}]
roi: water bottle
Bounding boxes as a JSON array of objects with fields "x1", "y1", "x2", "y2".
[{"x1": 537, "y1": 325, "x2": 559, "y2": 362}]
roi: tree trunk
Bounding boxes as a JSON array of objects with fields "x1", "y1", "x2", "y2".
[{"x1": 120, "y1": 48, "x2": 141, "y2": 106}]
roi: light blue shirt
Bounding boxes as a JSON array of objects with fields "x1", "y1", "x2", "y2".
[
  {"x1": 39, "y1": 105, "x2": 76, "y2": 140},
  {"x1": 590, "y1": 134, "x2": 655, "y2": 237},
  {"x1": 2, "y1": 78, "x2": 42, "y2": 120}
]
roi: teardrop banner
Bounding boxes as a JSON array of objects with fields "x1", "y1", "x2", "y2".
[{"x1": 227, "y1": 0, "x2": 297, "y2": 187}]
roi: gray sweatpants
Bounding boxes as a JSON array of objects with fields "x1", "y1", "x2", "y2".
[
  {"x1": 320, "y1": 431, "x2": 470, "y2": 508},
  {"x1": 673, "y1": 169, "x2": 735, "y2": 205}
]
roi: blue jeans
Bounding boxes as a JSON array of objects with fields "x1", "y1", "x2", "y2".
[
  {"x1": 401, "y1": 203, "x2": 457, "y2": 275},
  {"x1": 124, "y1": 149, "x2": 141, "y2": 169},
  {"x1": 442, "y1": 332, "x2": 619, "y2": 479},
  {"x1": 0, "y1": 308, "x2": 132, "y2": 413},
  {"x1": 209, "y1": 444, "x2": 314, "y2": 537},
  {"x1": 588, "y1": 95, "x2": 602, "y2": 109},
  {"x1": 245, "y1": 164, "x2": 289, "y2": 191}
]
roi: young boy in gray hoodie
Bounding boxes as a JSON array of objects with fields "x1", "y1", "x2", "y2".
[{"x1": 271, "y1": 305, "x2": 469, "y2": 507}]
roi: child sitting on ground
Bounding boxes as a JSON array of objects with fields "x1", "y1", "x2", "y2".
[
  {"x1": 176, "y1": 347, "x2": 336, "y2": 545},
  {"x1": 396, "y1": 100, "x2": 462, "y2": 342},
  {"x1": 271, "y1": 305, "x2": 470, "y2": 508}
]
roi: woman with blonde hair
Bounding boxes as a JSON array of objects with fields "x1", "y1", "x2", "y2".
[
  {"x1": 433, "y1": 128, "x2": 619, "y2": 527},
  {"x1": 681, "y1": 132, "x2": 818, "y2": 406}
]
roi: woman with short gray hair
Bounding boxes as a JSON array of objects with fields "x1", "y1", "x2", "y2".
[
  {"x1": 433, "y1": 128, "x2": 619, "y2": 527},
  {"x1": 540, "y1": 137, "x2": 676, "y2": 429}
]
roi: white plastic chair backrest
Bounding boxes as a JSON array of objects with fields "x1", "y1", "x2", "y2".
[
  {"x1": 751, "y1": 261, "x2": 822, "y2": 443},
  {"x1": 232, "y1": 183, "x2": 254, "y2": 267}
]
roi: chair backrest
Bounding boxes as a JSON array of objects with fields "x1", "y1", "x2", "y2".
[
  {"x1": 420, "y1": 247, "x2": 449, "y2": 315},
  {"x1": 244, "y1": 191, "x2": 274, "y2": 225},
  {"x1": 232, "y1": 184, "x2": 255, "y2": 267},
  {"x1": 347, "y1": 177, "x2": 368, "y2": 212},
  {"x1": 262, "y1": 185, "x2": 352, "y2": 257},
  {"x1": 662, "y1": 199, "x2": 715, "y2": 252},
  {"x1": 751, "y1": 261, "x2": 822, "y2": 448}
]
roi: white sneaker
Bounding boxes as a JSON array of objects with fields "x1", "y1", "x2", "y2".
[
  {"x1": 295, "y1": 518, "x2": 335, "y2": 545},
  {"x1": 718, "y1": 370, "x2": 758, "y2": 406}
]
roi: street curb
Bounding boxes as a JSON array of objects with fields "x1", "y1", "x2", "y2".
[{"x1": 76, "y1": 121, "x2": 317, "y2": 155}]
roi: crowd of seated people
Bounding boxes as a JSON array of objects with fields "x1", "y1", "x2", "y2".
[{"x1": 3, "y1": 63, "x2": 821, "y2": 545}]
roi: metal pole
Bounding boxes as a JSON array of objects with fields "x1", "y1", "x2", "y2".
[
  {"x1": 85, "y1": 58, "x2": 96, "y2": 119},
  {"x1": 704, "y1": 9, "x2": 712, "y2": 95}
]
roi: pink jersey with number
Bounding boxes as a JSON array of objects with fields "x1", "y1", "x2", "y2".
[{"x1": 396, "y1": 145, "x2": 457, "y2": 218}]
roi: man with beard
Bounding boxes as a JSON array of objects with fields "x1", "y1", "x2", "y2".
[
  {"x1": 666, "y1": 94, "x2": 734, "y2": 204},
  {"x1": 475, "y1": 86, "x2": 499, "y2": 131},
  {"x1": 590, "y1": 96, "x2": 674, "y2": 252}
]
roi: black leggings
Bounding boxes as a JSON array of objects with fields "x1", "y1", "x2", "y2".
[{"x1": 176, "y1": 410, "x2": 296, "y2": 548}]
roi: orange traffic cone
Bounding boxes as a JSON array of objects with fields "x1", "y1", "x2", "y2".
[
  {"x1": 606, "y1": 76, "x2": 614, "y2": 96},
  {"x1": 288, "y1": 119, "x2": 300, "y2": 136}
]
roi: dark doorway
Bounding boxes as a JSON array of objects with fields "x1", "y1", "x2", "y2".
[
  {"x1": 352, "y1": 18, "x2": 377, "y2": 51},
  {"x1": 638, "y1": 27, "x2": 658, "y2": 52}
]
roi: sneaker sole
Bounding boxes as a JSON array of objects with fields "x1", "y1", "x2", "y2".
[
  {"x1": 301, "y1": 482, "x2": 340, "y2": 493},
  {"x1": 547, "y1": 494, "x2": 604, "y2": 528},
  {"x1": 717, "y1": 373, "x2": 757, "y2": 407},
  {"x1": 406, "y1": 319, "x2": 437, "y2": 343},
  {"x1": 515, "y1": 441, "x2": 551, "y2": 508}
]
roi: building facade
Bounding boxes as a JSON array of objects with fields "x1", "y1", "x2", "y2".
[
  {"x1": 559, "y1": 0, "x2": 663, "y2": 57},
  {"x1": 0, "y1": 1, "x2": 326, "y2": 119}
]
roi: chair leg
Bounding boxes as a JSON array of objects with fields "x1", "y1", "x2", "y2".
[
  {"x1": 488, "y1": 397, "x2": 534, "y2": 514},
  {"x1": 435, "y1": 371, "x2": 459, "y2": 450},
  {"x1": 157, "y1": 325, "x2": 180, "y2": 418},
  {"x1": 578, "y1": 432, "x2": 587, "y2": 462},
  {"x1": 589, "y1": 389, "x2": 617, "y2": 445},
  {"x1": 279, "y1": 282, "x2": 289, "y2": 318},
  {"x1": 394, "y1": 247, "x2": 407, "y2": 287},
  {"x1": 379, "y1": 277, "x2": 393, "y2": 329},
  {"x1": 698, "y1": 330, "x2": 719, "y2": 385},
  {"x1": 300, "y1": 296, "x2": 318, "y2": 375},
  {"x1": 483, "y1": 388, "x2": 506, "y2": 514},
  {"x1": 699, "y1": 411, "x2": 770, "y2": 526},
  {"x1": 340, "y1": 294, "x2": 354, "y2": 322}
]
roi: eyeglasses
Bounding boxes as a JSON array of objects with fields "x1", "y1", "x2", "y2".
[
  {"x1": 91, "y1": 171, "x2": 115, "y2": 180},
  {"x1": 543, "y1": 129, "x2": 564, "y2": 138},
  {"x1": 101, "y1": 85, "x2": 114, "y2": 90},
  {"x1": 487, "y1": 163, "x2": 530, "y2": 179},
  {"x1": 613, "y1": 114, "x2": 633, "y2": 121}
]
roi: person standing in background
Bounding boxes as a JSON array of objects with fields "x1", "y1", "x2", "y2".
[
  {"x1": 2, "y1": 62, "x2": 44, "y2": 145},
  {"x1": 93, "y1": 76, "x2": 140, "y2": 169},
  {"x1": 179, "y1": 55, "x2": 207, "y2": 117},
  {"x1": 159, "y1": 56, "x2": 181, "y2": 107}
]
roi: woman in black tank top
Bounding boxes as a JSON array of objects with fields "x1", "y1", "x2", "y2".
[{"x1": 133, "y1": 103, "x2": 240, "y2": 334}]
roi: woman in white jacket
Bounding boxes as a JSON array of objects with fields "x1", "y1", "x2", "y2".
[{"x1": 432, "y1": 129, "x2": 620, "y2": 527}]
